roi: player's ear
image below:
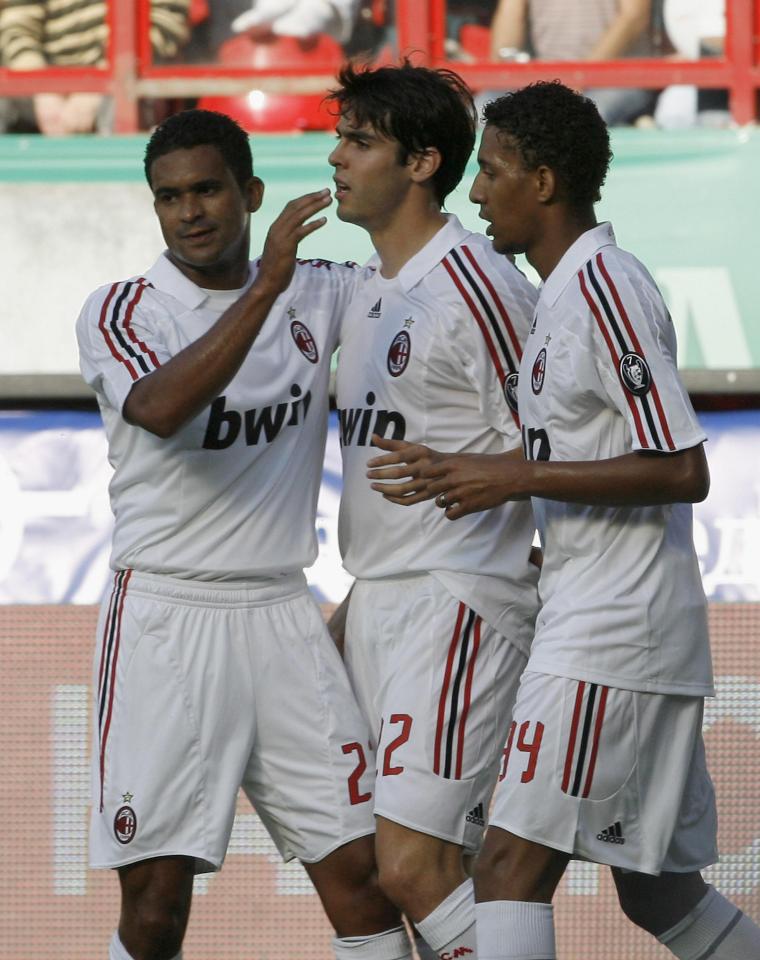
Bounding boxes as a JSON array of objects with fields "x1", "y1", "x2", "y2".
[
  {"x1": 408, "y1": 147, "x2": 442, "y2": 186},
  {"x1": 535, "y1": 165, "x2": 556, "y2": 204},
  {"x1": 245, "y1": 176, "x2": 264, "y2": 213}
]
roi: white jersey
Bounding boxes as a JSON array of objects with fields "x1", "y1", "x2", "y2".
[
  {"x1": 337, "y1": 216, "x2": 539, "y2": 650},
  {"x1": 518, "y1": 223, "x2": 713, "y2": 695},
  {"x1": 77, "y1": 252, "x2": 359, "y2": 580}
]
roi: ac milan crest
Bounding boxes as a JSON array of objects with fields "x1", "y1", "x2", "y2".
[
  {"x1": 503, "y1": 373, "x2": 519, "y2": 413},
  {"x1": 290, "y1": 320, "x2": 319, "y2": 364},
  {"x1": 531, "y1": 348, "x2": 547, "y2": 394},
  {"x1": 387, "y1": 331, "x2": 411, "y2": 377},
  {"x1": 114, "y1": 805, "x2": 137, "y2": 844},
  {"x1": 619, "y1": 352, "x2": 651, "y2": 396}
]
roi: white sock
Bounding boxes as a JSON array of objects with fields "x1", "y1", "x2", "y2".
[
  {"x1": 414, "y1": 933, "x2": 441, "y2": 960},
  {"x1": 334, "y1": 925, "x2": 413, "y2": 960},
  {"x1": 109, "y1": 931, "x2": 182, "y2": 960},
  {"x1": 415, "y1": 879, "x2": 477, "y2": 959},
  {"x1": 476, "y1": 900, "x2": 555, "y2": 960},
  {"x1": 109, "y1": 934, "x2": 132, "y2": 960},
  {"x1": 658, "y1": 885, "x2": 760, "y2": 959}
]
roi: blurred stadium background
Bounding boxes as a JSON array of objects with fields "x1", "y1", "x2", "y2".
[{"x1": 1, "y1": 1, "x2": 759, "y2": 956}]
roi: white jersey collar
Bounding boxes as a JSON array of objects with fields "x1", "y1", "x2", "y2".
[
  {"x1": 368, "y1": 214, "x2": 472, "y2": 293},
  {"x1": 144, "y1": 252, "x2": 255, "y2": 310},
  {"x1": 540, "y1": 222, "x2": 617, "y2": 307}
]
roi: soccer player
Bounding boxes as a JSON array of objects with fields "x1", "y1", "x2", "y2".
[
  {"x1": 326, "y1": 62, "x2": 540, "y2": 960},
  {"x1": 366, "y1": 81, "x2": 760, "y2": 960},
  {"x1": 76, "y1": 109, "x2": 407, "y2": 960}
]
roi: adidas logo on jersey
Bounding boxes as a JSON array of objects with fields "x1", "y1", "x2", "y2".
[
  {"x1": 368, "y1": 298, "x2": 382, "y2": 318},
  {"x1": 202, "y1": 387, "x2": 311, "y2": 449},
  {"x1": 597, "y1": 821, "x2": 625, "y2": 844},
  {"x1": 465, "y1": 802, "x2": 485, "y2": 827},
  {"x1": 338, "y1": 391, "x2": 406, "y2": 447}
]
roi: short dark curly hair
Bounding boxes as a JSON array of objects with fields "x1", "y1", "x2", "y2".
[
  {"x1": 483, "y1": 81, "x2": 612, "y2": 206},
  {"x1": 326, "y1": 60, "x2": 477, "y2": 206},
  {"x1": 144, "y1": 109, "x2": 254, "y2": 191}
]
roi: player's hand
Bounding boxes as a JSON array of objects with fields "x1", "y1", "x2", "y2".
[
  {"x1": 366, "y1": 436, "x2": 448, "y2": 505},
  {"x1": 255, "y1": 189, "x2": 332, "y2": 295},
  {"x1": 368, "y1": 436, "x2": 530, "y2": 519}
]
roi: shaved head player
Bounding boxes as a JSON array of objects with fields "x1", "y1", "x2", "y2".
[{"x1": 77, "y1": 109, "x2": 405, "y2": 960}]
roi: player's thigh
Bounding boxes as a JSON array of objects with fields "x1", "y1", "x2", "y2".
[
  {"x1": 490, "y1": 671, "x2": 716, "y2": 875},
  {"x1": 347, "y1": 576, "x2": 526, "y2": 853},
  {"x1": 242, "y1": 589, "x2": 376, "y2": 864},
  {"x1": 90, "y1": 574, "x2": 260, "y2": 873}
]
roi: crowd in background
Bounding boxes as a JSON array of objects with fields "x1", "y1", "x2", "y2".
[{"x1": 0, "y1": 0, "x2": 730, "y2": 134}]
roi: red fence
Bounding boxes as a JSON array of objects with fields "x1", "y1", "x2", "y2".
[{"x1": 1, "y1": 0, "x2": 759, "y2": 131}]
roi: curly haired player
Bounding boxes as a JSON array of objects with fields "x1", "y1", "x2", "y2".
[{"x1": 367, "y1": 81, "x2": 760, "y2": 960}]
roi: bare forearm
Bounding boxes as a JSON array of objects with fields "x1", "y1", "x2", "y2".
[
  {"x1": 123, "y1": 278, "x2": 280, "y2": 437},
  {"x1": 519, "y1": 447, "x2": 709, "y2": 506},
  {"x1": 490, "y1": 0, "x2": 528, "y2": 58},
  {"x1": 366, "y1": 438, "x2": 709, "y2": 520},
  {"x1": 587, "y1": 0, "x2": 651, "y2": 59}
]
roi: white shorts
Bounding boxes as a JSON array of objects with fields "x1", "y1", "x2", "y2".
[
  {"x1": 345, "y1": 575, "x2": 528, "y2": 853},
  {"x1": 490, "y1": 671, "x2": 719, "y2": 875},
  {"x1": 90, "y1": 570, "x2": 376, "y2": 873}
]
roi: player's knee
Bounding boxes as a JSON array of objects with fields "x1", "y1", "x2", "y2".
[
  {"x1": 473, "y1": 831, "x2": 515, "y2": 889},
  {"x1": 376, "y1": 843, "x2": 445, "y2": 915},
  {"x1": 121, "y1": 897, "x2": 189, "y2": 959},
  {"x1": 615, "y1": 886, "x2": 658, "y2": 934},
  {"x1": 119, "y1": 870, "x2": 192, "y2": 959}
]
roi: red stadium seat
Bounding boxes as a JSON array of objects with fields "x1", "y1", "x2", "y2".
[{"x1": 198, "y1": 33, "x2": 341, "y2": 132}]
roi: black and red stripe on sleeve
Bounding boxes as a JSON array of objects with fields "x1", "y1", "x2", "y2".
[{"x1": 579, "y1": 253, "x2": 675, "y2": 451}]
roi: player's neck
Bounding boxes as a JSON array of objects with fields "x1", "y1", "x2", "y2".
[
  {"x1": 528, "y1": 210, "x2": 598, "y2": 282},
  {"x1": 371, "y1": 205, "x2": 448, "y2": 279}
]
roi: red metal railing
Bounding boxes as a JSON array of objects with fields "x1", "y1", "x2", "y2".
[{"x1": 1, "y1": 0, "x2": 758, "y2": 132}]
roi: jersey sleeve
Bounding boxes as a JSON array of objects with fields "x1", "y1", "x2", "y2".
[
  {"x1": 293, "y1": 258, "x2": 365, "y2": 354},
  {"x1": 578, "y1": 249, "x2": 705, "y2": 453},
  {"x1": 439, "y1": 242, "x2": 538, "y2": 444},
  {"x1": 76, "y1": 279, "x2": 169, "y2": 413}
]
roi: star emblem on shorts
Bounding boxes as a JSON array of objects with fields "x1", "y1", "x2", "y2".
[
  {"x1": 121, "y1": 791, "x2": 134, "y2": 803},
  {"x1": 403, "y1": 316, "x2": 414, "y2": 328},
  {"x1": 287, "y1": 307, "x2": 296, "y2": 319}
]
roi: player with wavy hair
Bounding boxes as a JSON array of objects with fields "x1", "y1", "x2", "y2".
[{"x1": 326, "y1": 62, "x2": 540, "y2": 960}]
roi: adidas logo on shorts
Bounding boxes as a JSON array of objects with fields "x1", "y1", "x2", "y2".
[
  {"x1": 466, "y1": 802, "x2": 485, "y2": 827},
  {"x1": 597, "y1": 821, "x2": 625, "y2": 844}
]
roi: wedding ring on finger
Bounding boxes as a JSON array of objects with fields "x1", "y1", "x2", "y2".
[{"x1": 435, "y1": 493, "x2": 448, "y2": 509}]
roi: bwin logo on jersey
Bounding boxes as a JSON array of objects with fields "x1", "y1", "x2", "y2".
[
  {"x1": 387, "y1": 331, "x2": 411, "y2": 377},
  {"x1": 290, "y1": 320, "x2": 319, "y2": 364},
  {"x1": 503, "y1": 373, "x2": 519, "y2": 413},
  {"x1": 619, "y1": 352, "x2": 651, "y2": 396},
  {"x1": 531, "y1": 348, "x2": 547, "y2": 394},
  {"x1": 339, "y1": 391, "x2": 406, "y2": 447},
  {"x1": 202, "y1": 385, "x2": 312, "y2": 449}
]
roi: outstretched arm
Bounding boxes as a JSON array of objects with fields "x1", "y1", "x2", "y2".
[
  {"x1": 366, "y1": 435, "x2": 709, "y2": 520},
  {"x1": 124, "y1": 190, "x2": 331, "y2": 438},
  {"x1": 490, "y1": 0, "x2": 529, "y2": 59},
  {"x1": 587, "y1": 0, "x2": 651, "y2": 60}
]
